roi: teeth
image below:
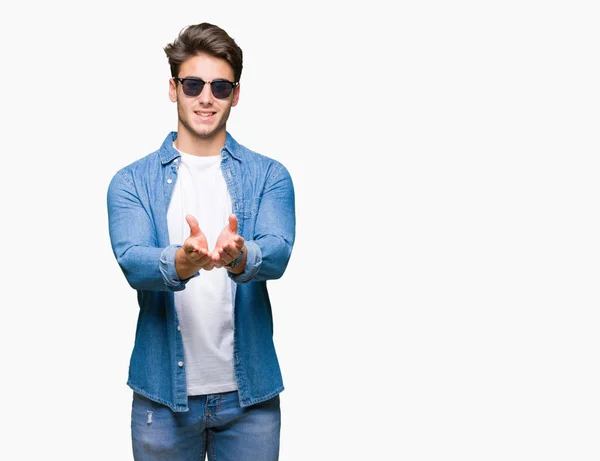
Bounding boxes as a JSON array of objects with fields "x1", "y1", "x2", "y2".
[{"x1": 197, "y1": 112, "x2": 212, "y2": 116}]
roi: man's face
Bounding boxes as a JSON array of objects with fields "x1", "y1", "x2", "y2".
[{"x1": 169, "y1": 53, "x2": 240, "y2": 141}]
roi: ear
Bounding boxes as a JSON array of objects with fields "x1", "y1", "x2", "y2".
[
  {"x1": 169, "y1": 78, "x2": 178, "y2": 103},
  {"x1": 231, "y1": 83, "x2": 240, "y2": 107}
]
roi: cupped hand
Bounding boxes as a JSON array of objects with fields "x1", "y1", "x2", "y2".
[
  {"x1": 211, "y1": 214, "x2": 245, "y2": 268},
  {"x1": 182, "y1": 214, "x2": 214, "y2": 271}
]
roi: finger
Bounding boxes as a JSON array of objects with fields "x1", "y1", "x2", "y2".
[
  {"x1": 202, "y1": 261, "x2": 215, "y2": 271},
  {"x1": 219, "y1": 248, "x2": 235, "y2": 264},
  {"x1": 184, "y1": 242, "x2": 206, "y2": 254},
  {"x1": 185, "y1": 214, "x2": 202, "y2": 237},
  {"x1": 233, "y1": 235, "x2": 245, "y2": 249},
  {"x1": 197, "y1": 248, "x2": 210, "y2": 258},
  {"x1": 185, "y1": 247, "x2": 210, "y2": 265},
  {"x1": 196, "y1": 253, "x2": 214, "y2": 267},
  {"x1": 228, "y1": 214, "x2": 238, "y2": 234},
  {"x1": 221, "y1": 237, "x2": 243, "y2": 253},
  {"x1": 211, "y1": 249, "x2": 223, "y2": 262},
  {"x1": 211, "y1": 254, "x2": 226, "y2": 268},
  {"x1": 213, "y1": 247, "x2": 234, "y2": 266},
  {"x1": 222, "y1": 247, "x2": 236, "y2": 261}
]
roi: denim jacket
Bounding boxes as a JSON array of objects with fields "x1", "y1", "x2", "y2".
[{"x1": 107, "y1": 131, "x2": 295, "y2": 411}]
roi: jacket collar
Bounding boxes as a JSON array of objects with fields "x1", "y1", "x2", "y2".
[{"x1": 158, "y1": 131, "x2": 242, "y2": 164}]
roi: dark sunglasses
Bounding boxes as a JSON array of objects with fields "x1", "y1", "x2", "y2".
[{"x1": 174, "y1": 78, "x2": 239, "y2": 99}]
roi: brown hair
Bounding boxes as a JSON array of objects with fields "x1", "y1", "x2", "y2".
[{"x1": 164, "y1": 22, "x2": 243, "y2": 82}]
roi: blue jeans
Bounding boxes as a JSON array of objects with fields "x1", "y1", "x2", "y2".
[{"x1": 131, "y1": 391, "x2": 281, "y2": 460}]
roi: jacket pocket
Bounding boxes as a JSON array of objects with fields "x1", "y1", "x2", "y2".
[{"x1": 238, "y1": 197, "x2": 261, "y2": 218}]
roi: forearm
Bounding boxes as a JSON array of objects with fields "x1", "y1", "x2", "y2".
[
  {"x1": 116, "y1": 244, "x2": 191, "y2": 291},
  {"x1": 227, "y1": 236, "x2": 292, "y2": 283},
  {"x1": 252, "y1": 235, "x2": 293, "y2": 281}
]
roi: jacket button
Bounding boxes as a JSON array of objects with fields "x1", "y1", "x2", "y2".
[
  {"x1": 178, "y1": 361, "x2": 184, "y2": 367},
  {"x1": 177, "y1": 325, "x2": 181, "y2": 331},
  {"x1": 167, "y1": 179, "x2": 173, "y2": 184}
]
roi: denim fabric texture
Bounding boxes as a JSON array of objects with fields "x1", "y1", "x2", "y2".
[
  {"x1": 131, "y1": 391, "x2": 281, "y2": 460},
  {"x1": 107, "y1": 131, "x2": 295, "y2": 411}
]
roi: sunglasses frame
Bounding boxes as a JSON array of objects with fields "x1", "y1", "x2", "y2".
[{"x1": 173, "y1": 77, "x2": 239, "y2": 99}]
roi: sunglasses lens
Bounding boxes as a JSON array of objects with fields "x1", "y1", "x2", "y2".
[
  {"x1": 211, "y1": 81, "x2": 233, "y2": 99},
  {"x1": 181, "y1": 79, "x2": 204, "y2": 97}
]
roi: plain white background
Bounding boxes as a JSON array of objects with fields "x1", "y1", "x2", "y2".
[{"x1": 1, "y1": 1, "x2": 599, "y2": 459}]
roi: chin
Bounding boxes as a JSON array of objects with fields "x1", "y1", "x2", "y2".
[{"x1": 193, "y1": 125, "x2": 218, "y2": 137}]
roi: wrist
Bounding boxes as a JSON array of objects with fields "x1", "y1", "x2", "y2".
[{"x1": 175, "y1": 247, "x2": 193, "y2": 279}]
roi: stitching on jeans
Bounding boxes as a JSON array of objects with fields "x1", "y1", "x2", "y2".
[
  {"x1": 201, "y1": 431, "x2": 207, "y2": 460},
  {"x1": 208, "y1": 430, "x2": 216, "y2": 461},
  {"x1": 206, "y1": 395, "x2": 223, "y2": 417}
]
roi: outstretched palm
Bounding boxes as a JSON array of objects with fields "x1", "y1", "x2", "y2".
[
  {"x1": 182, "y1": 214, "x2": 213, "y2": 270},
  {"x1": 212, "y1": 214, "x2": 245, "y2": 268}
]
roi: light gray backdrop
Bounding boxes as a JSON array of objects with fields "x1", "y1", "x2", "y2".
[{"x1": 1, "y1": 1, "x2": 598, "y2": 460}]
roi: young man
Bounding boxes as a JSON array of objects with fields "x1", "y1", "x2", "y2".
[{"x1": 107, "y1": 22, "x2": 295, "y2": 460}]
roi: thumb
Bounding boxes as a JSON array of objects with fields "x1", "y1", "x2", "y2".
[
  {"x1": 186, "y1": 214, "x2": 202, "y2": 236},
  {"x1": 228, "y1": 214, "x2": 238, "y2": 234}
]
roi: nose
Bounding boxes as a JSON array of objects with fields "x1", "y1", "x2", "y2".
[{"x1": 198, "y1": 82, "x2": 213, "y2": 104}]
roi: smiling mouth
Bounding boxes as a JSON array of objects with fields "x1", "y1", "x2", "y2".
[{"x1": 195, "y1": 111, "x2": 215, "y2": 118}]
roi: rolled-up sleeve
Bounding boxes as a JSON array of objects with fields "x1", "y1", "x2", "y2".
[
  {"x1": 107, "y1": 170, "x2": 198, "y2": 292},
  {"x1": 228, "y1": 163, "x2": 295, "y2": 284}
]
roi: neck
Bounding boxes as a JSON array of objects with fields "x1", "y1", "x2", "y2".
[{"x1": 174, "y1": 126, "x2": 227, "y2": 156}]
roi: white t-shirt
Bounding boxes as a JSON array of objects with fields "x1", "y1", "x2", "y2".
[{"x1": 167, "y1": 149, "x2": 237, "y2": 395}]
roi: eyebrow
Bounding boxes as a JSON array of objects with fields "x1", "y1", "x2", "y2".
[{"x1": 180, "y1": 76, "x2": 234, "y2": 82}]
